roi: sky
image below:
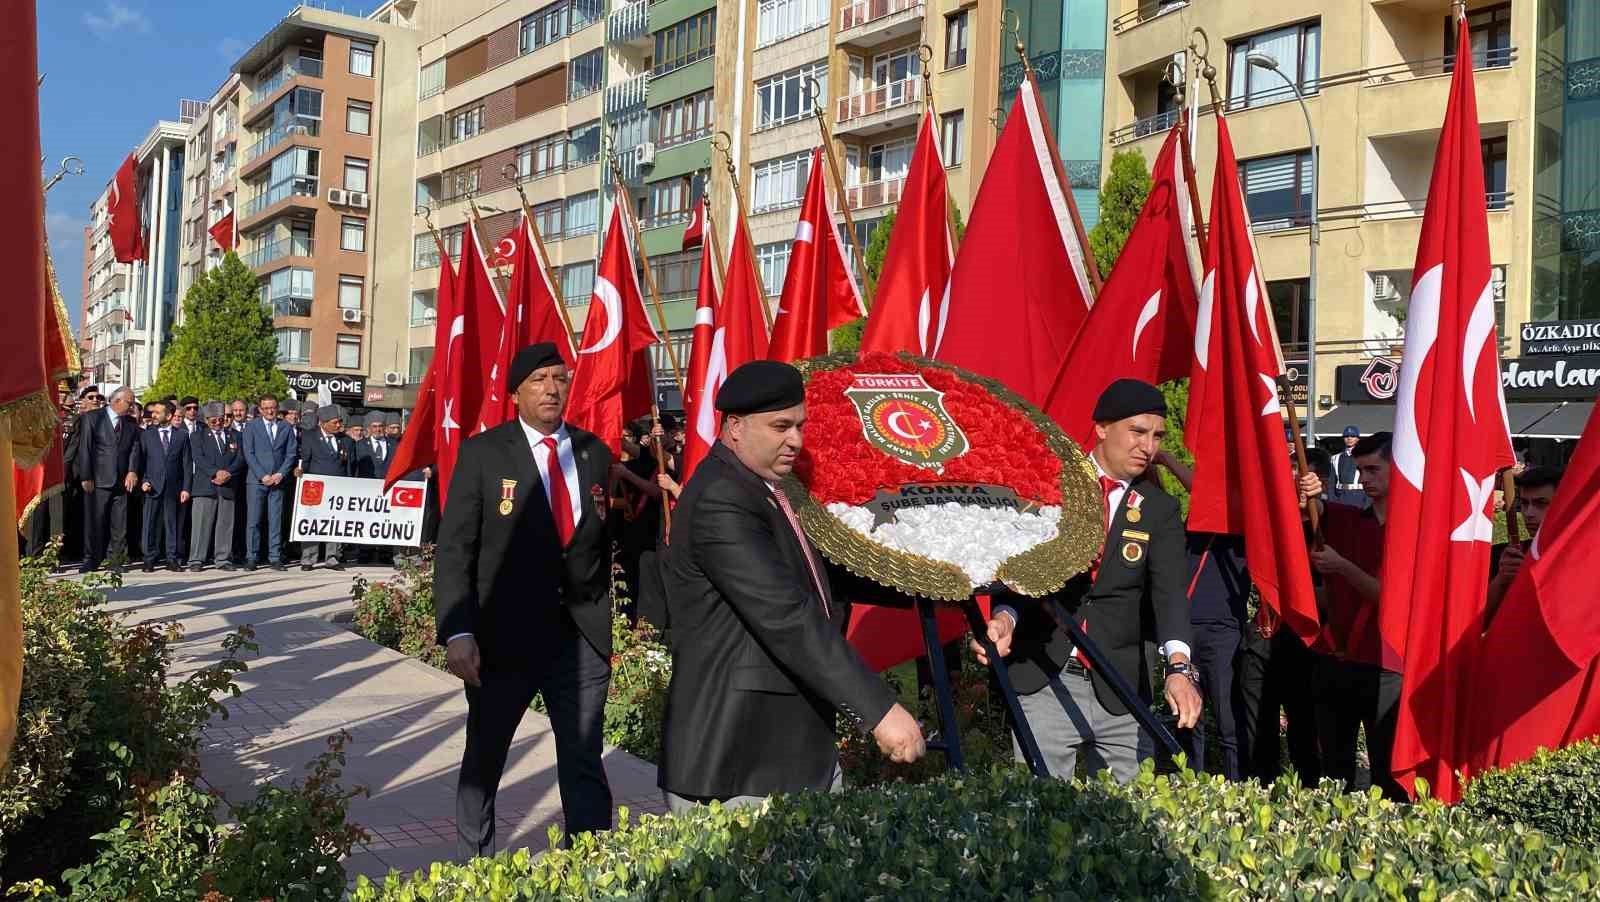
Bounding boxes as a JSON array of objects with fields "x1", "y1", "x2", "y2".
[{"x1": 39, "y1": 1, "x2": 370, "y2": 330}]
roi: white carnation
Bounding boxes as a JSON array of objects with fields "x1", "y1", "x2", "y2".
[{"x1": 827, "y1": 501, "x2": 1061, "y2": 586}]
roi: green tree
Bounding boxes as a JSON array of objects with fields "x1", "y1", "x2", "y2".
[
  {"x1": 149, "y1": 252, "x2": 288, "y2": 402},
  {"x1": 1088, "y1": 148, "x2": 1154, "y2": 276},
  {"x1": 830, "y1": 204, "x2": 965, "y2": 353},
  {"x1": 1156, "y1": 379, "x2": 1193, "y2": 515}
]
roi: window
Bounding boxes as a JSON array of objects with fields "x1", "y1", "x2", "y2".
[
  {"x1": 940, "y1": 110, "x2": 965, "y2": 166},
  {"x1": 1268, "y1": 279, "x2": 1310, "y2": 349},
  {"x1": 650, "y1": 251, "x2": 700, "y2": 298},
  {"x1": 755, "y1": 62, "x2": 827, "y2": 129},
  {"x1": 341, "y1": 216, "x2": 367, "y2": 252},
  {"x1": 343, "y1": 157, "x2": 369, "y2": 193},
  {"x1": 517, "y1": 134, "x2": 567, "y2": 179},
  {"x1": 654, "y1": 9, "x2": 716, "y2": 77},
  {"x1": 561, "y1": 260, "x2": 595, "y2": 306},
  {"x1": 1227, "y1": 22, "x2": 1320, "y2": 109},
  {"x1": 852, "y1": 137, "x2": 913, "y2": 185},
  {"x1": 647, "y1": 173, "x2": 704, "y2": 226},
  {"x1": 1446, "y1": 3, "x2": 1513, "y2": 69},
  {"x1": 751, "y1": 151, "x2": 811, "y2": 212},
  {"x1": 346, "y1": 100, "x2": 371, "y2": 135},
  {"x1": 609, "y1": 110, "x2": 649, "y2": 154},
  {"x1": 653, "y1": 90, "x2": 713, "y2": 147},
  {"x1": 1483, "y1": 136, "x2": 1508, "y2": 208},
  {"x1": 532, "y1": 199, "x2": 563, "y2": 239},
  {"x1": 338, "y1": 275, "x2": 363, "y2": 310},
  {"x1": 336, "y1": 335, "x2": 361, "y2": 369},
  {"x1": 568, "y1": 49, "x2": 603, "y2": 100},
  {"x1": 570, "y1": 0, "x2": 603, "y2": 30},
  {"x1": 870, "y1": 46, "x2": 920, "y2": 94},
  {"x1": 260, "y1": 268, "x2": 314, "y2": 317},
  {"x1": 757, "y1": 0, "x2": 827, "y2": 47},
  {"x1": 407, "y1": 346, "x2": 433, "y2": 383},
  {"x1": 447, "y1": 106, "x2": 483, "y2": 144},
  {"x1": 564, "y1": 191, "x2": 599, "y2": 238},
  {"x1": 410, "y1": 288, "x2": 436, "y2": 325},
  {"x1": 945, "y1": 12, "x2": 969, "y2": 69},
  {"x1": 418, "y1": 59, "x2": 445, "y2": 99},
  {"x1": 755, "y1": 241, "x2": 790, "y2": 296},
  {"x1": 520, "y1": 1, "x2": 566, "y2": 53},
  {"x1": 566, "y1": 120, "x2": 601, "y2": 165},
  {"x1": 276, "y1": 328, "x2": 311, "y2": 363},
  {"x1": 349, "y1": 42, "x2": 375, "y2": 77},
  {"x1": 1238, "y1": 150, "x2": 1314, "y2": 231}
]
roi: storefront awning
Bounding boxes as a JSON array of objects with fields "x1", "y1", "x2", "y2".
[
  {"x1": 1516, "y1": 401, "x2": 1595, "y2": 440},
  {"x1": 1314, "y1": 403, "x2": 1579, "y2": 438}
]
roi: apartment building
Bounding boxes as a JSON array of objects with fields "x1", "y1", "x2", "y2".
[
  {"x1": 176, "y1": 76, "x2": 244, "y2": 310},
  {"x1": 81, "y1": 104, "x2": 201, "y2": 391}
]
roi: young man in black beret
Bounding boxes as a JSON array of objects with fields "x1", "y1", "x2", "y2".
[
  {"x1": 975, "y1": 377, "x2": 1202, "y2": 782},
  {"x1": 435, "y1": 342, "x2": 616, "y2": 857}
]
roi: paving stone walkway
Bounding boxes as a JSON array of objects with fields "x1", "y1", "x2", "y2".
[{"x1": 101, "y1": 564, "x2": 664, "y2": 884}]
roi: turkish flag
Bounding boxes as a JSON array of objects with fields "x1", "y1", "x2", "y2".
[
  {"x1": 389, "y1": 485, "x2": 425, "y2": 509},
  {"x1": 108, "y1": 153, "x2": 147, "y2": 263},
  {"x1": 1465, "y1": 403, "x2": 1600, "y2": 781},
  {"x1": 475, "y1": 212, "x2": 575, "y2": 431},
  {"x1": 1184, "y1": 113, "x2": 1320, "y2": 647},
  {"x1": 1043, "y1": 121, "x2": 1201, "y2": 447},
  {"x1": 207, "y1": 211, "x2": 236, "y2": 252},
  {"x1": 680, "y1": 219, "x2": 720, "y2": 484},
  {"x1": 860, "y1": 112, "x2": 956, "y2": 357},
  {"x1": 566, "y1": 205, "x2": 661, "y2": 455},
  {"x1": 433, "y1": 217, "x2": 506, "y2": 508},
  {"x1": 681, "y1": 199, "x2": 705, "y2": 250},
  {"x1": 936, "y1": 74, "x2": 1095, "y2": 407},
  {"x1": 1380, "y1": 15, "x2": 1516, "y2": 804},
  {"x1": 769, "y1": 148, "x2": 863, "y2": 362},
  {"x1": 382, "y1": 254, "x2": 458, "y2": 493}
]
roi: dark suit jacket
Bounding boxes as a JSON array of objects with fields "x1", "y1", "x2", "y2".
[
  {"x1": 349, "y1": 438, "x2": 377, "y2": 478},
  {"x1": 76, "y1": 409, "x2": 143, "y2": 489},
  {"x1": 659, "y1": 442, "x2": 897, "y2": 799},
  {"x1": 300, "y1": 429, "x2": 353, "y2": 477},
  {"x1": 243, "y1": 418, "x2": 297, "y2": 483},
  {"x1": 188, "y1": 429, "x2": 246, "y2": 499},
  {"x1": 1004, "y1": 475, "x2": 1191, "y2": 716},
  {"x1": 434, "y1": 419, "x2": 615, "y2": 662},
  {"x1": 137, "y1": 426, "x2": 192, "y2": 498}
]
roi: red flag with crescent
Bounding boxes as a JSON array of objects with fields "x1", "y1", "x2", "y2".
[
  {"x1": 383, "y1": 255, "x2": 457, "y2": 493},
  {"x1": 566, "y1": 205, "x2": 660, "y2": 455},
  {"x1": 108, "y1": 153, "x2": 147, "y2": 263},
  {"x1": 476, "y1": 212, "x2": 574, "y2": 432},
  {"x1": 769, "y1": 148, "x2": 863, "y2": 362}
]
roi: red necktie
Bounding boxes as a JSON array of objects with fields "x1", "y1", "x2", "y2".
[
  {"x1": 773, "y1": 486, "x2": 830, "y2": 618},
  {"x1": 541, "y1": 437, "x2": 575, "y2": 547}
]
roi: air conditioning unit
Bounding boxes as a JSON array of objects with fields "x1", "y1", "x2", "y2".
[
  {"x1": 1372, "y1": 274, "x2": 1399, "y2": 300},
  {"x1": 348, "y1": 192, "x2": 369, "y2": 208},
  {"x1": 634, "y1": 141, "x2": 657, "y2": 168},
  {"x1": 383, "y1": 370, "x2": 403, "y2": 387},
  {"x1": 328, "y1": 188, "x2": 347, "y2": 205},
  {"x1": 341, "y1": 308, "x2": 363, "y2": 324}
]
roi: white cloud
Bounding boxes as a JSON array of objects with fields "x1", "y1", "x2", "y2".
[
  {"x1": 217, "y1": 37, "x2": 247, "y2": 61},
  {"x1": 83, "y1": 2, "x2": 152, "y2": 37}
]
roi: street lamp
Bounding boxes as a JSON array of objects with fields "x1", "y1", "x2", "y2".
[{"x1": 1247, "y1": 49, "x2": 1320, "y2": 448}]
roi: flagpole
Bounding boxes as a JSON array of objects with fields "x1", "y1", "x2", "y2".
[
  {"x1": 1169, "y1": 62, "x2": 1209, "y2": 248},
  {"x1": 712, "y1": 132, "x2": 775, "y2": 333},
  {"x1": 605, "y1": 161, "x2": 686, "y2": 394},
  {"x1": 500, "y1": 163, "x2": 579, "y2": 356},
  {"x1": 702, "y1": 200, "x2": 728, "y2": 295},
  {"x1": 804, "y1": 76, "x2": 874, "y2": 308},
  {"x1": 918, "y1": 45, "x2": 965, "y2": 254}
]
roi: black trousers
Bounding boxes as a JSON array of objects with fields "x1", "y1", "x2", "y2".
[
  {"x1": 1191, "y1": 619, "x2": 1246, "y2": 780},
  {"x1": 82, "y1": 486, "x2": 129, "y2": 569},
  {"x1": 1241, "y1": 629, "x2": 1322, "y2": 786},
  {"x1": 142, "y1": 489, "x2": 181, "y2": 564},
  {"x1": 1311, "y1": 654, "x2": 1405, "y2": 801},
  {"x1": 457, "y1": 611, "x2": 612, "y2": 859},
  {"x1": 62, "y1": 483, "x2": 84, "y2": 563}
]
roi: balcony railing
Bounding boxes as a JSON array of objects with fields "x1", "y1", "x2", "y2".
[
  {"x1": 1363, "y1": 48, "x2": 1518, "y2": 86},
  {"x1": 1107, "y1": 109, "x2": 1180, "y2": 145},
  {"x1": 641, "y1": 209, "x2": 691, "y2": 230},
  {"x1": 247, "y1": 57, "x2": 324, "y2": 108},
  {"x1": 836, "y1": 77, "x2": 922, "y2": 124},
  {"x1": 1320, "y1": 191, "x2": 1515, "y2": 224},
  {"x1": 657, "y1": 125, "x2": 711, "y2": 150},
  {"x1": 1110, "y1": 1, "x2": 1189, "y2": 35},
  {"x1": 839, "y1": 0, "x2": 921, "y2": 32},
  {"x1": 246, "y1": 236, "x2": 315, "y2": 269},
  {"x1": 605, "y1": 72, "x2": 650, "y2": 115},
  {"x1": 244, "y1": 118, "x2": 320, "y2": 164},
  {"x1": 608, "y1": 0, "x2": 648, "y2": 43},
  {"x1": 241, "y1": 176, "x2": 318, "y2": 219},
  {"x1": 846, "y1": 176, "x2": 905, "y2": 211}
]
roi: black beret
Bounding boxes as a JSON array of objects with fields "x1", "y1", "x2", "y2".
[
  {"x1": 657, "y1": 411, "x2": 680, "y2": 431},
  {"x1": 180, "y1": 395, "x2": 199, "y2": 406},
  {"x1": 507, "y1": 342, "x2": 566, "y2": 393},
  {"x1": 1091, "y1": 378, "x2": 1167, "y2": 422},
  {"x1": 716, "y1": 360, "x2": 804, "y2": 415}
]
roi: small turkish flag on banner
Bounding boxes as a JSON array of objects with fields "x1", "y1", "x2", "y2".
[
  {"x1": 108, "y1": 153, "x2": 147, "y2": 263},
  {"x1": 860, "y1": 111, "x2": 955, "y2": 357},
  {"x1": 207, "y1": 211, "x2": 235, "y2": 252},
  {"x1": 769, "y1": 148, "x2": 863, "y2": 362},
  {"x1": 383, "y1": 257, "x2": 457, "y2": 494},
  {"x1": 566, "y1": 205, "x2": 661, "y2": 455},
  {"x1": 1380, "y1": 14, "x2": 1516, "y2": 803},
  {"x1": 1184, "y1": 113, "x2": 1320, "y2": 647},
  {"x1": 936, "y1": 74, "x2": 1096, "y2": 407},
  {"x1": 434, "y1": 218, "x2": 506, "y2": 510},
  {"x1": 476, "y1": 212, "x2": 574, "y2": 431},
  {"x1": 389, "y1": 485, "x2": 425, "y2": 508},
  {"x1": 1043, "y1": 121, "x2": 1201, "y2": 447},
  {"x1": 681, "y1": 199, "x2": 705, "y2": 251}
]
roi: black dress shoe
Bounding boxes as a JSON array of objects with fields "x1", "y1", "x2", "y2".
[
  {"x1": 328, "y1": 561, "x2": 345, "y2": 571},
  {"x1": 270, "y1": 563, "x2": 287, "y2": 572},
  {"x1": 300, "y1": 564, "x2": 314, "y2": 572},
  {"x1": 167, "y1": 562, "x2": 182, "y2": 573},
  {"x1": 141, "y1": 563, "x2": 155, "y2": 573},
  {"x1": 188, "y1": 565, "x2": 204, "y2": 573},
  {"x1": 220, "y1": 561, "x2": 238, "y2": 572}
]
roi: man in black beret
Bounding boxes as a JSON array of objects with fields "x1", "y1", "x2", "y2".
[
  {"x1": 659, "y1": 359, "x2": 924, "y2": 812},
  {"x1": 435, "y1": 342, "x2": 617, "y2": 857},
  {"x1": 974, "y1": 377, "x2": 1201, "y2": 782}
]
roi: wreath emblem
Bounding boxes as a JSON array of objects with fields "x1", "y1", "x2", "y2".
[{"x1": 844, "y1": 373, "x2": 969, "y2": 467}]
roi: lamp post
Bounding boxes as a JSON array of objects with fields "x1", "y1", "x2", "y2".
[{"x1": 1247, "y1": 50, "x2": 1319, "y2": 448}]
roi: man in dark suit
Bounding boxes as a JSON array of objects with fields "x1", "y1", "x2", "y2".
[
  {"x1": 243, "y1": 394, "x2": 297, "y2": 571},
  {"x1": 436, "y1": 344, "x2": 616, "y2": 859},
  {"x1": 188, "y1": 401, "x2": 246, "y2": 571},
  {"x1": 659, "y1": 361, "x2": 924, "y2": 811},
  {"x1": 61, "y1": 385, "x2": 102, "y2": 567},
  {"x1": 976, "y1": 379, "x2": 1201, "y2": 782},
  {"x1": 76, "y1": 386, "x2": 142, "y2": 573},
  {"x1": 299, "y1": 404, "x2": 352, "y2": 570},
  {"x1": 136, "y1": 399, "x2": 192, "y2": 572}
]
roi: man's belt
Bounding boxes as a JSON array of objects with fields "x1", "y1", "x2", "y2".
[
  {"x1": 1063, "y1": 657, "x2": 1090, "y2": 678},
  {"x1": 1336, "y1": 483, "x2": 1362, "y2": 491}
]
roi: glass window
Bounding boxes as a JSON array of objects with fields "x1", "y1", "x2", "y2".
[
  {"x1": 1227, "y1": 22, "x2": 1320, "y2": 109},
  {"x1": 341, "y1": 216, "x2": 367, "y2": 252},
  {"x1": 410, "y1": 288, "x2": 436, "y2": 325},
  {"x1": 757, "y1": 0, "x2": 827, "y2": 47},
  {"x1": 755, "y1": 241, "x2": 789, "y2": 297},
  {"x1": 418, "y1": 59, "x2": 445, "y2": 99},
  {"x1": 652, "y1": 90, "x2": 713, "y2": 148},
  {"x1": 1268, "y1": 278, "x2": 1310, "y2": 348},
  {"x1": 276, "y1": 327, "x2": 311, "y2": 363},
  {"x1": 650, "y1": 251, "x2": 701, "y2": 298},
  {"x1": 344, "y1": 157, "x2": 369, "y2": 193},
  {"x1": 338, "y1": 275, "x2": 363, "y2": 310},
  {"x1": 568, "y1": 49, "x2": 604, "y2": 101},
  {"x1": 654, "y1": 9, "x2": 716, "y2": 76},
  {"x1": 1239, "y1": 150, "x2": 1314, "y2": 231},
  {"x1": 531, "y1": 200, "x2": 563, "y2": 240},
  {"x1": 336, "y1": 335, "x2": 361, "y2": 369},
  {"x1": 407, "y1": 346, "x2": 433, "y2": 383},
  {"x1": 751, "y1": 151, "x2": 811, "y2": 213},
  {"x1": 346, "y1": 100, "x2": 371, "y2": 135},
  {"x1": 260, "y1": 267, "x2": 315, "y2": 317},
  {"x1": 940, "y1": 110, "x2": 965, "y2": 166},
  {"x1": 520, "y1": 1, "x2": 567, "y2": 53},
  {"x1": 566, "y1": 120, "x2": 601, "y2": 165},
  {"x1": 561, "y1": 260, "x2": 595, "y2": 306},
  {"x1": 646, "y1": 172, "x2": 705, "y2": 226},
  {"x1": 945, "y1": 12, "x2": 969, "y2": 69},
  {"x1": 861, "y1": 137, "x2": 914, "y2": 184},
  {"x1": 564, "y1": 191, "x2": 599, "y2": 238},
  {"x1": 1483, "y1": 136, "x2": 1508, "y2": 208},
  {"x1": 350, "y1": 42, "x2": 375, "y2": 77},
  {"x1": 517, "y1": 133, "x2": 566, "y2": 179},
  {"x1": 755, "y1": 62, "x2": 827, "y2": 130},
  {"x1": 447, "y1": 106, "x2": 483, "y2": 144},
  {"x1": 570, "y1": 0, "x2": 602, "y2": 30},
  {"x1": 1445, "y1": 3, "x2": 1513, "y2": 69}
]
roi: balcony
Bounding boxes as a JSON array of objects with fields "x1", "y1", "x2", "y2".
[
  {"x1": 246, "y1": 236, "x2": 315, "y2": 270},
  {"x1": 1363, "y1": 49, "x2": 1518, "y2": 87},
  {"x1": 241, "y1": 117, "x2": 320, "y2": 172},
  {"x1": 240, "y1": 176, "x2": 319, "y2": 224},
  {"x1": 606, "y1": 72, "x2": 650, "y2": 116},
  {"x1": 246, "y1": 57, "x2": 323, "y2": 112},
  {"x1": 845, "y1": 176, "x2": 904, "y2": 212},
  {"x1": 608, "y1": 0, "x2": 649, "y2": 47},
  {"x1": 1108, "y1": 109, "x2": 1180, "y2": 146},
  {"x1": 835, "y1": 78, "x2": 922, "y2": 137},
  {"x1": 1321, "y1": 192, "x2": 1515, "y2": 224},
  {"x1": 837, "y1": 0, "x2": 924, "y2": 51},
  {"x1": 1110, "y1": 1, "x2": 1188, "y2": 35},
  {"x1": 641, "y1": 209, "x2": 691, "y2": 231}
]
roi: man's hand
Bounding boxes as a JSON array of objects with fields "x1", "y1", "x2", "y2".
[
  {"x1": 1308, "y1": 544, "x2": 1349, "y2": 577},
  {"x1": 180, "y1": 490, "x2": 190, "y2": 503},
  {"x1": 1164, "y1": 672, "x2": 1203, "y2": 730},
  {"x1": 81, "y1": 479, "x2": 94, "y2": 492},
  {"x1": 293, "y1": 466, "x2": 304, "y2": 478},
  {"x1": 871, "y1": 703, "x2": 926, "y2": 764},
  {"x1": 123, "y1": 473, "x2": 137, "y2": 492},
  {"x1": 1298, "y1": 471, "x2": 1324, "y2": 500},
  {"x1": 215, "y1": 469, "x2": 230, "y2": 484},
  {"x1": 969, "y1": 612, "x2": 1015, "y2": 666},
  {"x1": 1495, "y1": 544, "x2": 1524, "y2": 584},
  {"x1": 446, "y1": 636, "x2": 482, "y2": 688},
  {"x1": 142, "y1": 481, "x2": 153, "y2": 494}
]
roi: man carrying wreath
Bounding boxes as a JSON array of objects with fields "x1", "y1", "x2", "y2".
[{"x1": 975, "y1": 378, "x2": 1202, "y2": 781}]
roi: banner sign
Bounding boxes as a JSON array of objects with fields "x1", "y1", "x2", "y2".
[
  {"x1": 1337, "y1": 353, "x2": 1600, "y2": 403},
  {"x1": 284, "y1": 370, "x2": 366, "y2": 402},
  {"x1": 1521, "y1": 319, "x2": 1600, "y2": 356},
  {"x1": 291, "y1": 474, "x2": 426, "y2": 546}
]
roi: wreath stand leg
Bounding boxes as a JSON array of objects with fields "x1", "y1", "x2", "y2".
[
  {"x1": 915, "y1": 597, "x2": 966, "y2": 772},
  {"x1": 1045, "y1": 598, "x2": 1183, "y2": 758},
  {"x1": 959, "y1": 596, "x2": 1053, "y2": 778}
]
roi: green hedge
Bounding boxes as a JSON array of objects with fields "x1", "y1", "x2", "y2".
[
  {"x1": 352, "y1": 764, "x2": 1600, "y2": 900},
  {"x1": 1464, "y1": 738, "x2": 1600, "y2": 847}
]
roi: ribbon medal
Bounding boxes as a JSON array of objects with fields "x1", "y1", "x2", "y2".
[
  {"x1": 499, "y1": 479, "x2": 516, "y2": 516},
  {"x1": 1125, "y1": 489, "x2": 1144, "y2": 524}
]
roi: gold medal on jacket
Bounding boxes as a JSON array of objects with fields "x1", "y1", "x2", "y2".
[{"x1": 499, "y1": 479, "x2": 516, "y2": 516}]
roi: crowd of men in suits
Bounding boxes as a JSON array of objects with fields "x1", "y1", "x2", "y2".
[{"x1": 29, "y1": 385, "x2": 426, "y2": 574}]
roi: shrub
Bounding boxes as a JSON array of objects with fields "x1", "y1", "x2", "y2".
[
  {"x1": 352, "y1": 765, "x2": 1600, "y2": 900},
  {"x1": 1463, "y1": 738, "x2": 1600, "y2": 847},
  {"x1": 351, "y1": 547, "x2": 444, "y2": 670}
]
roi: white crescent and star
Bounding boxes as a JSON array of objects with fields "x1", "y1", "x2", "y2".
[
  {"x1": 579, "y1": 276, "x2": 624, "y2": 354},
  {"x1": 885, "y1": 410, "x2": 934, "y2": 442},
  {"x1": 1132, "y1": 290, "x2": 1161, "y2": 361},
  {"x1": 1194, "y1": 270, "x2": 1216, "y2": 371},
  {"x1": 1394, "y1": 263, "x2": 1442, "y2": 491},
  {"x1": 1449, "y1": 468, "x2": 1497, "y2": 543}
]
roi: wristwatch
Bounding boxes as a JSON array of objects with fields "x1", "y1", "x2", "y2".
[{"x1": 1164, "y1": 661, "x2": 1201, "y2": 686}]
